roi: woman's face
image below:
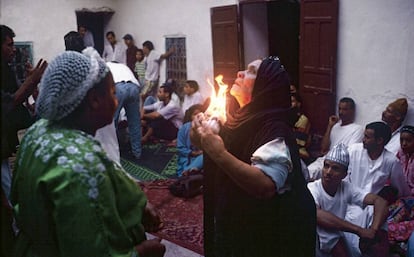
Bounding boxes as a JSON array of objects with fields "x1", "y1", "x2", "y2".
[
  {"x1": 230, "y1": 60, "x2": 261, "y2": 107},
  {"x1": 400, "y1": 131, "x2": 414, "y2": 155}
]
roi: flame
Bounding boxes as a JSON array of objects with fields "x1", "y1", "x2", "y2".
[{"x1": 205, "y1": 75, "x2": 228, "y2": 124}]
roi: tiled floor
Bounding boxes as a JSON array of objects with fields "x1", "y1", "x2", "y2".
[{"x1": 147, "y1": 233, "x2": 204, "y2": 257}]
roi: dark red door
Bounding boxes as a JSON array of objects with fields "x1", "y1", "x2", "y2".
[
  {"x1": 299, "y1": 0, "x2": 339, "y2": 136},
  {"x1": 211, "y1": 5, "x2": 242, "y2": 89}
]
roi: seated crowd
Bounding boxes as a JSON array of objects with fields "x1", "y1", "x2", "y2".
[{"x1": 1, "y1": 23, "x2": 413, "y2": 257}]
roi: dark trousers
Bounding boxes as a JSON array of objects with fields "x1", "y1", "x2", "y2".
[{"x1": 149, "y1": 118, "x2": 178, "y2": 140}]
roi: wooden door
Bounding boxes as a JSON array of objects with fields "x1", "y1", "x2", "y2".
[
  {"x1": 299, "y1": 0, "x2": 338, "y2": 136},
  {"x1": 211, "y1": 5, "x2": 242, "y2": 90}
]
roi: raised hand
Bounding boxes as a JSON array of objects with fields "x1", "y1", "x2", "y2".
[
  {"x1": 13, "y1": 59, "x2": 48, "y2": 107},
  {"x1": 328, "y1": 115, "x2": 339, "y2": 127},
  {"x1": 27, "y1": 59, "x2": 48, "y2": 85}
]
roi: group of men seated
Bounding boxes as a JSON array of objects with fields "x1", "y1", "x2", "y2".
[
  {"x1": 62, "y1": 28, "x2": 197, "y2": 163},
  {"x1": 298, "y1": 96, "x2": 413, "y2": 257}
]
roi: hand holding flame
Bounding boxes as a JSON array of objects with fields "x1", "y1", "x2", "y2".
[
  {"x1": 195, "y1": 112, "x2": 221, "y2": 134},
  {"x1": 197, "y1": 75, "x2": 228, "y2": 134}
]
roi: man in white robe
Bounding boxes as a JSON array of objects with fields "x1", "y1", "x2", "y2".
[
  {"x1": 344, "y1": 122, "x2": 410, "y2": 256},
  {"x1": 308, "y1": 144, "x2": 389, "y2": 257},
  {"x1": 308, "y1": 97, "x2": 364, "y2": 181}
]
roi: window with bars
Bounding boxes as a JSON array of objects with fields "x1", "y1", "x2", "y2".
[{"x1": 165, "y1": 37, "x2": 187, "y2": 98}]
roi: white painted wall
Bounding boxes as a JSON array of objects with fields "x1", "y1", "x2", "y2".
[
  {"x1": 107, "y1": 0, "x2": 237, "y2": 98},
  {"x1": 1, "y1": 0, "x2": 236, "y2": 98},
  {"x1": 337, "y1": 0, "x2": 414, "y2": 126},
  {"x1": 0, "y1": 0, "x2": 113, "y2": 62},
  {"x1": 2, "y1": 0, "x2": 413, "y2": 126}
]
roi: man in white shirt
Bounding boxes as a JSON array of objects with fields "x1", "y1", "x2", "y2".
[
  {"x1": 346, "y1": 121, "x2": 410, "y2": 200},
  {"x1": 382, "y1": 98, "x2": 408, "y2": 155},
  {"x1": 102, "y1": 31, "x2": 127, "y2": 64},
  {"x1": 141, "y1": 40, "x2": 175, "y2": 101},
  {"x1": 344, "y1": 121, "x2": 410, "y2": 256},
  {"x1": 78, "y1": 25, "x2": 94, "y2": 48},
  {"x1": 308, "y1": 97, "x2": 364, "y2": 180},
  {"x1": 308, "y1": 144, "x2": 389, "y2": 257},
  {"x1": 141, "y1": 84, "x2": 183, "y2": 143},
  {"x1": 106, "y1": 61, "x2": 142, "y2": 160}
]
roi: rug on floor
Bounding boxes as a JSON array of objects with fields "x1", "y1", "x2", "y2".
[
  {"x1": 121, "y1": 142, "x2": 179, "y2": 181},
  {"x1": 139, "y1": 179, "x2": 204, "y2": 255}
]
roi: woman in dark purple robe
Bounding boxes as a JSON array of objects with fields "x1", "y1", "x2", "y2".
[{"x1": 192, "y1": 56, "x2": 316, "y2": 257}]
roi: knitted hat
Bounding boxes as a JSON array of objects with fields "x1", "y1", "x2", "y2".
[
  {"x1": 36, "y1": 47, "x2": 108, "y2": 121},
  {"x1": 388, "y1": 98, "x2": 408, "y2": 117},
  {"x1": 325, "y1": 143, "x2": 349, "y2": 169}
]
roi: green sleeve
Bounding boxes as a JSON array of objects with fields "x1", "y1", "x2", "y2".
[{"x1": 45, "y1": 156, "x2": 147, "y2": 256}]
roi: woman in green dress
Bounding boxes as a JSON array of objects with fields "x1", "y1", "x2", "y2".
[{"x1": 11, "y1": 48, "x2": 165, "y2": 257}]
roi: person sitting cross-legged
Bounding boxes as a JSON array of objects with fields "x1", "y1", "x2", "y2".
[
  {"x1": 176, "y1": 104, "x2": 204, "y2": 177},
  {"x1": 141, "y1": 84, "x2": 183, "y2": 143},
  {"x1": 307, "y1": 97, "x2": 364, "y2": 181},
  {"x1": 308, "y1": 143, "x2": 389, "y2": 257},
  {"x1": 342, "y1": 121, "x2": 410, "y2": 257}
]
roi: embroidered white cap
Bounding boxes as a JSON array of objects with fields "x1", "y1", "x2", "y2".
[{"x1": 325, "y1": 143, "x2": 349, "y2": 169}]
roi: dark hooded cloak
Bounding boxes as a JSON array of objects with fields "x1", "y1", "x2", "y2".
[{"x1": 203, "y1": 57, "x2": 316, "y2": 257}]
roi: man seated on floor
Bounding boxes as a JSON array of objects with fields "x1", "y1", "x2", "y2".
[
  {"x1": 346, "y1": 121, "x2": 410, "y2": 200},
  {"x1": 141, "y1": 84, "x2": 183, "y2": 144},
  {"x1": 308, "y1": 143, "x2": 389, "y2": 257},
  {"x1": 345, "y1": 121, "x2": 410, "y2": 220},
  {"x1": 381, "y1": 98, "x2": 408, "y2": 155},
  {"x1": 341, "y1": 121, "x2": 411, "y2": 257},
  {"x1": 308, "y1": 97, "x2": 364, "y2": 181}
]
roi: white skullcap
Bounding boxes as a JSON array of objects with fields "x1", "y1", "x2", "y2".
[
  {"x1": 36, "y1": 47, "x2": 108, "y2": 121},
  {"x1": 325, "y1": 143, "x2": 349, "y2": 169}
]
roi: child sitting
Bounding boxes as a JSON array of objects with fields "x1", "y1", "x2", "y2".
[
  {"x1": 176, "y1": 104, "x2": 204, "y2": 177},
  {"x1": 181, "y1": 80, "x2": 204, "y2": 114}
]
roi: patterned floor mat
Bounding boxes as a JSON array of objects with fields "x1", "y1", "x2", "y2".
[{"x1": 121, "y1": 142, "x2": 179, "y2": 181}]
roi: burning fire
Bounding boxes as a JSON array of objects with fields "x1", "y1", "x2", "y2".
[{"x1": 205, "y1": 75, "x2": 228, "y2": 124}]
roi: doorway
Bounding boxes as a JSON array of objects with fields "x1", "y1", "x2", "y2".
[
  {"x1": 240, "y1": 1, "x2": 300, "y2": 85},
  {"x1": 76, "y1": 8, "x2": 114, "y2": 55},
  {"x1": 211, "y1": 0, "x2": 339, "y2": 136}
]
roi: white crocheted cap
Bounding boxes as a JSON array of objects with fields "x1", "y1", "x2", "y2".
[
  {"x1": 36, "y1": 47, "x2": 108, "y2": 121},
  {"x1": 325, "y1": 143, "x2": 349, "y2": 169}
]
